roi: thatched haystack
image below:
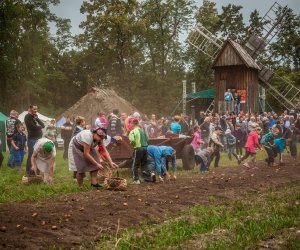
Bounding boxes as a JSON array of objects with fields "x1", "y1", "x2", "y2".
[{"x1": 62, "y1": 88, "x2": 139, "y2": 125}]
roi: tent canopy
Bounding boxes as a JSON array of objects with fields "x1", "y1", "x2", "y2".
[
  {"x1": 0, "y1": 112, "x2": 8, "y2": 152},
  {"x1": 18, "y1": 111, "x2": 53, "y2": 123},
  {"x1": 56, "y1": 116, "x2": 66, "y2": 127},
  {"x1": 0, "y1": 112, "x2": 8, "y2": 122},
  {"x1": 187, "y1": 88, "x2": 215, "y2": 99}
]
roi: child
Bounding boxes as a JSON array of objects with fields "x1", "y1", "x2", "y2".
[
  {"x1": 284, "y1": 122, "x2": 300, "y2": 160},
  {"x1": 73, "y1": 116, "x2": 86, "y2": 136},
  {"x1": 224, "y1": 129, "x2": 239, "y2": 161},
  {"x1": 274, "y1": 137, "x2": 286, "y2": 165},
  {"x1": 195, "y1": 147, "x2": 213, "y2": 172},
  {"x1": 191, "y1": 125, "x2": 204, "y2": 152},
  {"x1": 232, "y1": 123, "x2": 246, "y2": 158},
  {"x1": 129, "y1": 119, "x2": 148, "y2": 184},
  {"x1": 261, "y1": 127, "x2": 279, "y2": 167},
  {"x1": 44, "y1": 119, "x2": 57, "y2": 143},
  {"x1": 239, "y1": 127, "x2": 263, "y2": 168},
  {"x1": 10, "y1": 123, "x2": 27, "y2": 169},
  {"x1": 170, "y1": 115, "x2": 181, "y2": 135}
]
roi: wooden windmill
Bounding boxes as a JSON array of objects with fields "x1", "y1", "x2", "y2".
[{"x1": 188, "y1": 2, "x2": 300, "y2": 113}]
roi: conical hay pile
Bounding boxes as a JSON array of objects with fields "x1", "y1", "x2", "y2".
[{"x1": 62, "y1": 88, "x2": 139, "y2": 125}]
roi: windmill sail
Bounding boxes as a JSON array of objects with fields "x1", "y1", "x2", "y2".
[
  {"x1": 259, "y1": 65, "x2": 300, "y2": 110},
  {"x1": 187, "y1": 23, "x2": 223, "y2": 59},
  {"x1": 245, "y1": 2, "x2": 300, "y2": 110},
  {"x1": 245, "y1": 2, "x2": 289, "y2": 59}
]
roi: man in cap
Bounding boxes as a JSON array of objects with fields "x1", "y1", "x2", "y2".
[{"x1": 31, "y1": 138, "x2": 56, "y2": 183}]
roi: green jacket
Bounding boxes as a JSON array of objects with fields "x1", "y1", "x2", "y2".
[
  {"x1": 129, "y1": 127, "x2": 148, "y2": 149},
  {"x1": 262, "y1": 131, "x2": 275, "y2": 148}
]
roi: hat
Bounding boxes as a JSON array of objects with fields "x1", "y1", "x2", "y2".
[
  {"x1": 92, "y1": 127, "x2": 107, "y2": 139},
  {"x1": 43, "y1": 141, "x2": 54, "y2": 152},
  {"x1": 225, "y1": 129, "x2": 231, "y2": 135},
  {"x1": 133, "y1": 112, "x2": 140, "y2": 118}
]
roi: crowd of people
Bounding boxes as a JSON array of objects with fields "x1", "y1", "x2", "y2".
[{"x1": 1, "y1": 104, "x2": 299, "y2": 189}]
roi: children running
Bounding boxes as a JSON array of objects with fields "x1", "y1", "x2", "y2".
[
  {"x1": 261, "y1": 127, "x2": 279, "y2": 167},
  {"x1": 239, "y1": 127, "x2": 263, "y2": 169},
  {"x1": 224, "y1": 129, "x2": 239, "y2": 161}
]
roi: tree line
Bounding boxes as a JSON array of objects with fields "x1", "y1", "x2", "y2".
[{"x1": 1, "y1": 0, "x2": 299, "y2": 117}]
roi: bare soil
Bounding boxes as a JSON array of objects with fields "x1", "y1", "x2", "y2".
[{"x1": 0, "y1": 157, "x2": 299, "y2": 249}]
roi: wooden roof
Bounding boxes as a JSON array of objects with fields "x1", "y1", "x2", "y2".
[{"x1": 212, "y1": 40, "x2": 260, "y2": 70}]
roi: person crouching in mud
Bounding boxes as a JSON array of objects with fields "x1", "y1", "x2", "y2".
[{"x1": 143, "y1": 145, "x2": 176, "y2": 182}]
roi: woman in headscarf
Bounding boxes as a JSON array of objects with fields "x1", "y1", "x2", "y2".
[{"x1": 68, "y1": 127, "x2": 110, "y2": 189}]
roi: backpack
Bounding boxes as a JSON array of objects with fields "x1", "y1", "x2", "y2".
[
  {"x1": 260, "y1": 134, "x2": 268, "y2": 145},
  {"x1": 227, "y1": 135, "x2": 236, "y2": 146},
  {"x1": 6, "y1": 118, "x2": 16, "y2": 137},
  {"x1": 139, "y1": 128, "x2": 148, "y2": 147}
]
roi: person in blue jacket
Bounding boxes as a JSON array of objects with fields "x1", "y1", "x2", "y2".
[{"x1": 143, "y1": 145, "x2": 176, "y2": 182}]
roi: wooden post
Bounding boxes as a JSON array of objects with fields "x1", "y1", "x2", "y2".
[
  {"x1": 191, "y1": 105, "x2": 195, "y2": 127},
  {"x1": 182, "y1": 80, "x2": 187, "y2": 115}
]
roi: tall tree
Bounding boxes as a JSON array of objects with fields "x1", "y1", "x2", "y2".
[
  {"x1": 136, "y1": 0, "x2": 194, "y2": 114},
  {"x1": 218, "y1": 4, "x2": 245, "y2": 43},
  {"x1": 78, "y1": 0, "x2": 143, "y2": 93},
  {"x1": 269, "y1": 7, "x2": 300, "y2": 69},
  {"x1": 246, "y1": 9, "x2": 265, "y2": 39}
]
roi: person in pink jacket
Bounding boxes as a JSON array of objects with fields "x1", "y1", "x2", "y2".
[
  {"x1": 239, "y1": 127, "x2": 263, "y2": 168},
  {"x1": 191, "y1": 125, "x2": 204, "y2": 152}
]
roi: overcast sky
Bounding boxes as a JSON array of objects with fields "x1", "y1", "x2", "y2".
[{"x1": 49, "y1": 0, "x2": 299, "y2": 36}]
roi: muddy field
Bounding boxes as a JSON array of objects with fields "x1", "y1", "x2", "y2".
[{"x1": 0, "y1": 157, "x2": 299, "y2": 249}]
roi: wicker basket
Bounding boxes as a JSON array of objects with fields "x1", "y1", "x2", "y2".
[
  {"x1": 22, "y1": 175, "x2": 43, "y2": 184},
  {"x1": 103, "y1": 171, "x2": 127, "y2": 191}
]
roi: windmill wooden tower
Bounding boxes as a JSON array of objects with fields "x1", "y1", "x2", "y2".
[{"x1": 188, "y1": 2, "x2": 300, "y2": 113}]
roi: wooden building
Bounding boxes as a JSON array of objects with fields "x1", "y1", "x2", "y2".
[{"x1": 212, "y1": 40, "x2": 260, "y2": 114}]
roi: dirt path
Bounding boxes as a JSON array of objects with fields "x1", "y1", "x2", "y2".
[{"x1": 0, "y1": 158, "x2": 299, "y2": 249}]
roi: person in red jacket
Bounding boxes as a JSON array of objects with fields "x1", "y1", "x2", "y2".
[{"x1": 238, "y1": 127, "x2": 263, "y2": 168}]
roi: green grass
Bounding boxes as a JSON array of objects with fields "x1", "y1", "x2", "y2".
[
  {"x1": 0, "y1": 150, "x2": 82, "y2": 203},
  {"x1": 0, "y1": 149, "x2": 135, "y2": 203},
  {"x1": 96, "y1": 182, "x2": 300, "y2": 250}
]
